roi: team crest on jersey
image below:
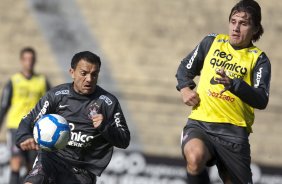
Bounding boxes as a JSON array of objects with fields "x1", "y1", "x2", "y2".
[{"x1": 88, "y1": 103, "x2": 100, "y2": 120}]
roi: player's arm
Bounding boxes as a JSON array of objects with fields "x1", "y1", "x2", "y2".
[
  {"x1": 16, "y1": 92, "x2": 55, "y2": 150},
  {"x1": 176, "y1": 34, "x2": 215, "y2": 106},
  {"x1": 0, "y1": 80, "x2": 12, "y2": 128},
  {"x1": 228, "y1": 53, "x2": 271, "y2": 109},
  {"x1": 93, "y1": 99, "x2": 130, "y2": 149}
]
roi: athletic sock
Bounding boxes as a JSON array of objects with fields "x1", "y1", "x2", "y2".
[
  {"x1": 186, "y1": 169, "x2": 211, "y2": 184},
  {"x1": 9, "y1": 171, "x2": 20, "y2": 184}
]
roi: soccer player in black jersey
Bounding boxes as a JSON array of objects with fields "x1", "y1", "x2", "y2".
[
  {"x1": 16, "y1": 51, "x2": 130, "y2": 184},
  {"x1": 176, "y1": 0, "x2": 271, "y2": 183}
]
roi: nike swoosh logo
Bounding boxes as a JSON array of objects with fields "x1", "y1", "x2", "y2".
[
  {"x1": 59, "y1": 105, "x2": 69, "y2": 109},
  {"x1": 210, "y1": 77, "x2": 218, "y2": 85}
]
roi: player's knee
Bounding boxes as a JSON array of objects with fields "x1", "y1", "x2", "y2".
[
  {"x1": 10, "y1": 156, "x2": 22, "y2": 171},
  {"x1": 185, "y1": 152, "x2": 206, "y2": 174},
  {"x1": 184, "y1": 142, "x2": 207, "y2": 174}
]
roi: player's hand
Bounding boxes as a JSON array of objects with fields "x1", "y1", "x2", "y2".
[
  {"x1": 92, "y1": 114, "x2": 104, "y2": 128},
  {"x1": 180, "y1": 87, "x2": 200, "y2": 106},
  {"x1": 215, "y1": 67, "x2": 232, "y2": 94},
  {"x1": 20, "y1": 138, "x2": 39, "y2": 151}
]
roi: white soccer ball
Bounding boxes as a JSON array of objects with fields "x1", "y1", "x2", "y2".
[{"x1": 33, "y1": 114, "x2": 70, "y2": 151}]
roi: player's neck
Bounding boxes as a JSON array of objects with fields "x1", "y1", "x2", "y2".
[
  {"x1": 230, "y1": 42, "x2": 253, "y2": 50},
  {"x1": 21, "y1": 70, "x2": 34, "y2": 79}
]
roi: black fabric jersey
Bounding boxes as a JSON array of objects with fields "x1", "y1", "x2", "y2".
[{"x1": 16, "y1": 83, "x2": 130, "y2": 176}]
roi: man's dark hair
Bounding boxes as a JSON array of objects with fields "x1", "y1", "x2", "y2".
[
  {"x1": 20, "y1": 47, "x2": 36, "y2": 62},
  {"x1": 71, "y1": 51, "x2": 101, "y2": 69},
  {"x1": 229, "y1": 0, "x2": 264, "y2": 42}
]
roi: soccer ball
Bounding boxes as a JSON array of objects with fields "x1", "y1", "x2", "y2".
[{"x1": 33, "y1": 114, "x2": 70, "y2": 151}]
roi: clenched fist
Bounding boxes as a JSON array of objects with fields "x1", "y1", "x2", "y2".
[
  {"x1": 215, "y1": 67, "x2": 233, "y2": 94},
  {"x1": 180, "y1": 87, "x2": 200, "y2": 107},
  {"x1": 92, "y1": 114, "x2": 104, "y2": 128},
  {"x1": 20, "y1": 138, "x2": 39, "y2": 151}
]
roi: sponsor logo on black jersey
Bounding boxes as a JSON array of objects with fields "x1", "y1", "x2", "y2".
[
  {"x1": 58, "y1": 104, "x2": 69, "y2": 109},
  {"x1": 99, "y1": 95, "x2": 113, "y2": 106},
  {"x1": 254, "y1": 67, "x2": 263, "y2": 88},
  {"x1": 68, "y1": 123, "x2": 95, "y2": 148},
  {"x1": 35, "y1": 100, "x2": 49, "y2": 120},
  {"x1": 186, "y1": 44, "x2": 199, "y2": 69},
  {"x1": 208, "y1": 33, "x2": 218, "y2": 37},
  {"x1": 55, "y1": 90, "x2": 69, "y2": 96}
]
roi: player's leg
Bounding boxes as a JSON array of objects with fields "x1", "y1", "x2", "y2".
[
  {"x1": 184, "y1": 138, "x2": 211, "y2": 174},
  {"x1": 23, "y1": 154, "x2": 55, "y2": 184},
  {"x1": 54, "y1": 158, "x2": 96, "y2": 184},
  {"x1": 27, "y1": 151, "x2": 96, "y2": 184},
  {"x1": 181, "y1": 125, "x2": 213, "y2": 184},
  {"x1": 23, "y1": 162, "x2": 51, "y2": 184},
  {"x1": 216, "y1": 163, "x2": 233, "y2": 184},
  {"x1": 8, "y1": 129, "x2": 23, "y2": 184},
  {"x1": 19, "y1": 150, "x2": 38, "y2": 184},
  {"x1": 212, "y1": 135, "x2": 253, "y2": 184},
  {"x1": 26, "y1": 150, "x2": 38, "y2": 171},
  {"x1": 10, "y1": 155, "x2": 22, "y2": 184},
  {"x1": 183, "y1": 138, "x2": 211, "y2": 184}
]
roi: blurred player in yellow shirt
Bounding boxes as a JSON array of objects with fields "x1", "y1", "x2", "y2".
[{"x1": 0, "y1": 47, "x2": 50, "y2": 184}]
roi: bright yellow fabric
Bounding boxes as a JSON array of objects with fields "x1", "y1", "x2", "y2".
[
  {"x1": 189, "y1": 34, "x2": 262, "y2": 132},
  {"x1": 6, "y1": 73, "x2": 47, "y2": 128}
]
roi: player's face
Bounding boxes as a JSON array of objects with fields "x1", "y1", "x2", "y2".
[
  {"x1": 229, "y1": 11, "x2": 256, "y2": 48},
  {"x1": 20, "y1": 52, "x2": 35, "y2": 72},
  {"x1": 70, "y1": 59, "x2": 100, "y2": 95}
]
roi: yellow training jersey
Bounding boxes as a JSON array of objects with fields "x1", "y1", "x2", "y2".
[
  {"x1": 6, "y1": 73, "x2": 47, "y2": 129},
  {"x1": 189, "y1": 34, "x2": 262, "y2": 132}
]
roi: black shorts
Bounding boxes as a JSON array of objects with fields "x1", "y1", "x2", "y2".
[
  {"x1": 7, "y1": 129, "x2": 37, "y2": 163},
  {"x1": 24, "y1": 151, "x2": 96, "y2": 184},
  {"x1": 181, "y1": 119, "x2": 253, "y2": 184}
]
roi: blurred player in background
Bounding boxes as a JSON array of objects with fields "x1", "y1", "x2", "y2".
[
  {"x1": 0, "y1": 47, "x2": 50, "y2": 184},
  {"x1": 176, "y1": 0, "x2": 271, "y2": 183},
  {"x1": 16, "y1": 51, "x2": 130, "y2": 184}
]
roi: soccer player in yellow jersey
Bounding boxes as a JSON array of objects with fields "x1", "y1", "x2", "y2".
[
  {"x1": 0, "y1": 47, "x2": 50, "y2": 184},
  {"x1": 176, "y1": 0, "x2": 271, "y2": 183}
]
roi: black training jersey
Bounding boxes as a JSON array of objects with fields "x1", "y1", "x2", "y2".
[{"x1": 16, "y1": 83, "x2": 130, "y2": 176}]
